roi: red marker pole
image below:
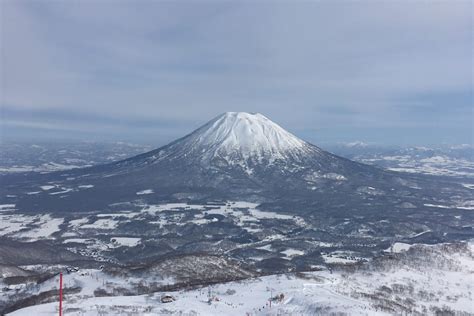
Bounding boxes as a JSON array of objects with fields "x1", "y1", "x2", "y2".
[{"x1": 59, "y1": 272, "x2": 63, "y2": 316}]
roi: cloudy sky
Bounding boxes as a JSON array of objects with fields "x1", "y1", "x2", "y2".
[{"x1": 1, "y1": 1, "x2": 472, "y2": 146}]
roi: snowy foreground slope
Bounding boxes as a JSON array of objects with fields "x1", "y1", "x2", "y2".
[{"x1": 6, "y1": 242, "x2": 473, "y2": 316}]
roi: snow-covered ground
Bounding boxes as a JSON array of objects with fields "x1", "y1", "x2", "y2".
[
  {"x1": 0, "y1": 162, "x2": 85, "y2": 174},
  {"x1": 140, "y1": 201, "x2": 306, "y2": 232},
  {"x1": 386, "y1": 155, "x2": 474, "y2": 177},
  {"x1": 5, "y1": 242, "x2": 473, "y2": 316},
  {"x1": 384, "y1": 242, "x2": 412, "y2": 253},
  {"x1": 325, "y1": 143, "x2": 474, "y2": 179},
  {"x1": 0, "y1": 142, "x2": 152, "y2": 174},
  {"x1": 14, "y1": 215, "x2": 64, "y2": 240},
  {"x1": 0, "y1": 213, "x2": 63, "y2": 241},
  {"x1": 109, "y1": 237, "x2": 141, "y2": 247},
  {"x1": 136, "y1": 189, "x2": 154, "y2": 195},
  {"x1": 7, "y1": 273, "x2": 376, "y2": 316},
  {"x1": 424, "y1": 200, "x2": 474, "y2": 211}
]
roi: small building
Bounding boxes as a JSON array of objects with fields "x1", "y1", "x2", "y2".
[
  {"x1": 161, "y1": 295, "x2": 175, "y2": 303},
  {"x1": 271, "y1": 293, "x2": 285, "y2": 302},
  {"x1": 66, "y1": 266, "x2": 79, "y2": 274}
]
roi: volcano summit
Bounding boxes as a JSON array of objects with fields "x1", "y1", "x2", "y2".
[{"x1": 172, "y1": 112, "x2": 311, "y2": 159}]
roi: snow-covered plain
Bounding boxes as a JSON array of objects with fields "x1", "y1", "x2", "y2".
[
  {"x1": 0, "y1": 162, "x2": 84, "y2": 174},
  {"x1": 140, "y1": 201, "x2": 306, "y2": 232},
  {"x1": 14, "y1": 215, "x2": 64, "y2": 240},
  {"x1": 0, "y1": 201, "x2": 306, "y2": 251},
  {"x1": 136, "y1": 189, "x2": 154, "y2": 195},
  {"x1": 0, "y1": 213, "x2": 63, "y2": 241},
  {"x1": 372, "y1": 155, "x2": 474, "y2": 178},
  {"x1": 0, "y1": 204, "x2": 16, "y2": 212}
]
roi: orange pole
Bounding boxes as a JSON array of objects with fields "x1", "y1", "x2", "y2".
[{"x1": 59, "y1": 272, "x2": 63, "y2": 316}]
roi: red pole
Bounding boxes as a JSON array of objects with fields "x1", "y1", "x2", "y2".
[{"x1": 59, "y1": 272, "x2": 63, "y2": 316}]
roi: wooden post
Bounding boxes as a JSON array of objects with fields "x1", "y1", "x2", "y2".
[{"x1": 59, "y1": 272, "x2": 63, "y2": 316}]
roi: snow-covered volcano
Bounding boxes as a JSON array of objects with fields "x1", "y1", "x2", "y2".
[
  {"x1": 182, "y1": 112, "x2": 311, "y2": 158},
  {"x1": 133, "y1": 112, "x2": 324, "y2": 170},
  {"x1": 2, "y1": 111, "x2": 429, "y2": 210}
]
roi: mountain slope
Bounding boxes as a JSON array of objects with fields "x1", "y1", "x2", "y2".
[
  {"x1": 117, "y1": 112, "x2": 325, "y2": 169},
  {"x1": 0, "y1": 112, "x2": 469, "y2": 213}
]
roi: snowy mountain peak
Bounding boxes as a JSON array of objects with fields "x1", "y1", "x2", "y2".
[{"x1": 183, "y1": 112, "x2": 309, "y2": 158}]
